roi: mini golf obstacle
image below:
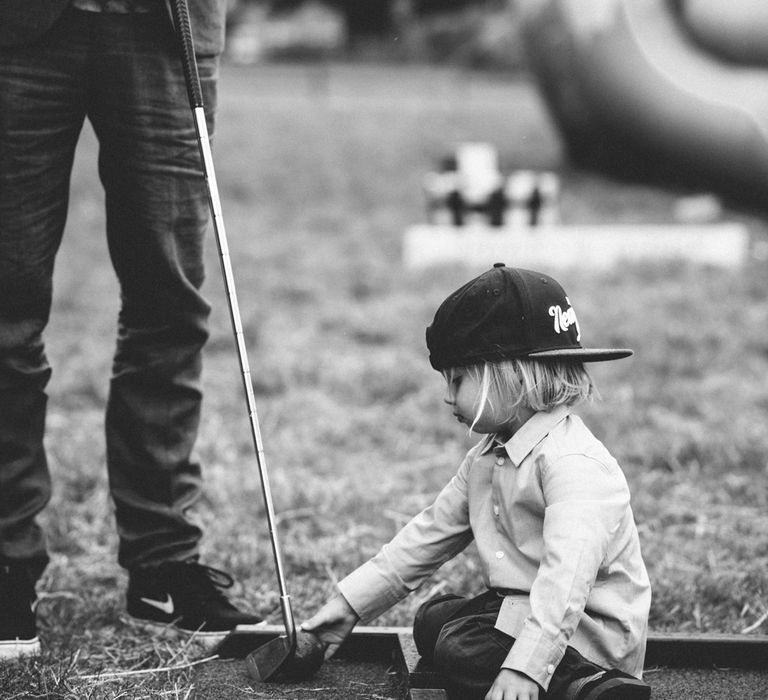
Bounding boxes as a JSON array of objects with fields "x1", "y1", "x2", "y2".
[
  {"x1": 403, "y1": 223, "x2": 751, "y2": 271},
  {"x1": 422, "y1": 142, "x2": 561, "y2": 229},
  {"x1": 193, "y1": 626, "x2": 768, "y2": 699},
  {"x1": 517, "y1": 0, "x2": 768, "y2": 213},
  {"x1": 415, "y1": 142, "x2": 751, "y2": 271}
]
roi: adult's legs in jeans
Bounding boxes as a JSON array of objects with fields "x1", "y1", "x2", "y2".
[
  {"x1": 0, "y1": 15, "x2": 89, "y2": 580},
  {"x1": 87, "y1": 10, "x2": 217, "y2": 570}
]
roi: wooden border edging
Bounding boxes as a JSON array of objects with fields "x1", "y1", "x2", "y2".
[
  {"x1": 643, "y1": 632, "x2": 768, "y2": 669},
  {"x1": 212, "y1": 625, "x2": 768, "y2": 698}
]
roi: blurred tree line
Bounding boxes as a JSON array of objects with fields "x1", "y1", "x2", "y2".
[
  {"x1": 225, "y1": 0, "x2": 525, "y2": 70},
  {"x1": 232, "y1": 0, "x2": 490, "y2": 39},
  {"x1": 269, "y1": 0, "x2": 489, "y2": 41}
]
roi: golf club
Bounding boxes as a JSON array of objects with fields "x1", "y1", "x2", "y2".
[{"x1": 169, "y1": 0, "x2": 325, "y2": 681}]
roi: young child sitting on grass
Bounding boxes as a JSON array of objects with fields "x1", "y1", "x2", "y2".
[{"x1": 302, "y1": 263, "x2": 652, "y2": 700}]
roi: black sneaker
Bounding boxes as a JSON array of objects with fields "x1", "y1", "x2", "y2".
[
  {"x1": 0, "y1": 565, "x2": 41, "y2": 660},
  {"x1": 126, "y1": 561, "x2": 262, "y2": 645},
  {"x1": 568, "y1": 669, "x2": 651, "y2": 700}
]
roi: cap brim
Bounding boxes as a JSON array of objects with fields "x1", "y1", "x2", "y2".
[{"x1": 526, "y1": 348, "x2": 633, "y2": 362}]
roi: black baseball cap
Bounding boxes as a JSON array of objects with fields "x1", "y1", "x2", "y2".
[{"x1": 426, "y1": 263, "x2": 632, "y2": 371}]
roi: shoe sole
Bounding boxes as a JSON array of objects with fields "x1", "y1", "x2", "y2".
[
  {"x1": 0, "y1": 637, "x2": 41, "y2": 661},
  {"x1": 122, "y1": 615, "x2": 265, "y2": 650},
  {"x1": 123, "y1": 615, "x2": 227, "y2": 648},
  {"x1": 582, "y1": 678, "x2": 651, "y2": 700}
]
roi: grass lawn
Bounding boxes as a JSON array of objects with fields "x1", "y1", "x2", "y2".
[{"x1": 2, "y1": 62, "x2": 767, "y2": 698}]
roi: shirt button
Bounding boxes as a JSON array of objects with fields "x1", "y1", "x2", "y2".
[
  {"x1": 495, "y1": 551, "x2": 504, "y2": 559},
  {"x1": 495, "y1": 457, "x2": 505, "y2": 466},
  {"x1": 547, "y1": 664, "x2": 555, "y2": 675},
  {"x1": 493, "y1": 505, "x2": 500, "y2": 516}
]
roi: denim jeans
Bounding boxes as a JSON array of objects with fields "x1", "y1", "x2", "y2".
[
  {"x1": 414, "y1": 590, "x2": 608, "y2": 700},
  {"x1": 0, "y1": 7, "x2": 218, "y2": 577}
]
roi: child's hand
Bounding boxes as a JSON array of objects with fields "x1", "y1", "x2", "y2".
[
  {"x1": 484, "y1": 668, "x2": 539, "y2": 700},
  {"x1": 300, "y1": 594, "x2": 360, "y2": 660}
]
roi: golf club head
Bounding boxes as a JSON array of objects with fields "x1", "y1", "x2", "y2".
[
  {"x1": 246, "y1": 635, "x2": 294, "y2": 682},
  {"x1": 246, "y1": 631, "x2": 327, "y2": 683}
]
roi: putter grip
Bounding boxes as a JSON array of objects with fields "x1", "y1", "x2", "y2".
[{"x1": 171, "y1": 0, "x2": 204, "y2": 109}]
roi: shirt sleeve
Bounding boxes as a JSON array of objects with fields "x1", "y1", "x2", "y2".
[
  {"x1": 338, "y1": 450, "x2": 476, "y2": 622},
  {"x1": 499, "y1": 453, "x2": 630, "y2": 689}
]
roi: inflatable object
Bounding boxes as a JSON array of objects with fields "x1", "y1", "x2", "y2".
[
  {"x1": 517, "y1": 0, "x2": 768, "y2": 211},
  {"x1": 678, "y1": 0, "x2": 768, "y2": 67}
]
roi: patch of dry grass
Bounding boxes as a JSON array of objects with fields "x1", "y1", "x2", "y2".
[{"x1": 7, "y1": 62, "x2": 767, "y2": 696}]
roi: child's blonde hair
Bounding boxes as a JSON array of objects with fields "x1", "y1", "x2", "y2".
[{"x1": 446, "y1": 358, "x2": 595, "y2": 431}]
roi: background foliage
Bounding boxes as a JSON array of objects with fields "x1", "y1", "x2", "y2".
[{"x1": 225, "y1": 0, "x2": 526, "y2": 69}]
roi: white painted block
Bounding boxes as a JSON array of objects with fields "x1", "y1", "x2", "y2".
[{"x1": 402, "y1": 223, "x2": 750, "y2": 270}]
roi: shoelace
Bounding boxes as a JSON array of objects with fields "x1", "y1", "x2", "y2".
[{"x1": 168, "y1": 562, "x2": 237, "y2": 608}]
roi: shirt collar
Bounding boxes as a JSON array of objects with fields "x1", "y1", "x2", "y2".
[{"x1": 482, "y1": 404, "x2": 571, "y2": 466}]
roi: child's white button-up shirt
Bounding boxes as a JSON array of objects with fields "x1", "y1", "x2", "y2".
[{"x1": 338, "y1": 404, "x2": 651, "y2": 689}]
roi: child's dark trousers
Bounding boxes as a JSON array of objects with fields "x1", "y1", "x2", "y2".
[{"x1": 413, "y1": 590, "x2": 610, "y2": 700}]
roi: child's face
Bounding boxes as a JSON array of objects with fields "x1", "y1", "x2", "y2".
[{"x1": 444, "y1": 367, "x2": 525, "y2": 436}]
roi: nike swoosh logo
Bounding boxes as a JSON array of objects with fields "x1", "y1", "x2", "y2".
[{"x1": 140, "y1": 594, "x2": 175, "y2": 615}]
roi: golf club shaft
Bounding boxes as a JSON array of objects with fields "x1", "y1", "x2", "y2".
[{"x1": 170, "y1": 0, "x2": 295, "y2": 646}]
